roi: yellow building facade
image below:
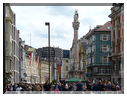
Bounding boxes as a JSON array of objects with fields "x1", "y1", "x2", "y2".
[
  {"x1": 62, "y1": 58, "x2": 70, "y2": 79},
  {"x1": 79, "y1": 42, "x2": 87, "y2": 80}
]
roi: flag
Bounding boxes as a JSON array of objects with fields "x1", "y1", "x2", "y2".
[
  {"x1": 37, "y1": 56, "x2": 40, "y2": 70},
  {"x1": 29, "y1": 53, "x2": 33, "y2": 65}
]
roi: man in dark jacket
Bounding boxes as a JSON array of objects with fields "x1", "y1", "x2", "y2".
[
  {"x1": 93, "y1": 83, "x2": 99, "y2": 91},
  {"x1": 43, "y1": 81, "x2": 51, "y2": 91},
  {"x1": 98, "y1": 80, "x2": 103, "y2": 91}
]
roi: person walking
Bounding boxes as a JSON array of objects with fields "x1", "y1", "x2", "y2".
[{"x1": 43, "y1": 81, "x2": 51, "y2": 91}]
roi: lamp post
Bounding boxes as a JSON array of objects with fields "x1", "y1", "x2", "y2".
[{"x1": 45, "y1": 22, "x2": 50, "y2": 83}]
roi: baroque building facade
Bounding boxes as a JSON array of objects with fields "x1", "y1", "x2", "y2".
[
  {"x1": 5, "y1": 4, "x2": 19, "y2": 84},
  {"x1": 108, "y1": 3, "x2": 124, "y2": 84},
  {"x1": 85, "y1": 21, "x2": 112, "y2": 83}
]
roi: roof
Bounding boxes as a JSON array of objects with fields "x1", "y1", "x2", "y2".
[
  {"x1": 54, "y1": 57, "x2": 62, "y2": 65},
  {"x1": 84, "y1": 21, "x2": 111, "y2": 39},
  {"x1": 94, "y1": 21, "x2": 111, "y2": 32}
]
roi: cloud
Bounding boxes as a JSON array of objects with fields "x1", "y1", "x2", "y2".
[{"x1": 11, "y1": 5, "x2": 112, "y2": 50}]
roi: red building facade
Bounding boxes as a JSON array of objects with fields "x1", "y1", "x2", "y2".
[{"x1": 108, "y1": 3, "x2": 124, "y2": 84}]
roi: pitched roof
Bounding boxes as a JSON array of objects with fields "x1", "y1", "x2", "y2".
[
  {"x1": 84, "y1": 30, "x2": 92, "y2": 38},
  {"x1": 54, "y1": 57, "x2": 62, "y2": 65},
  {"x1": 94, "y1": 21, "x2": 111, "y2": 31}
]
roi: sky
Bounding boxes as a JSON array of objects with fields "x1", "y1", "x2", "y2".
[{"x1": 10, "y1": 5, "x2": 112, "y2": 50}]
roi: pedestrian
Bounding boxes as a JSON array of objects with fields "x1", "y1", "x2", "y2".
[
  {"x1": 65, "y1": 83, "x2": 69, "y2": 91},
  {"x1": 43, "y1": 81, "x2": 51, "y2": 91},
  {"x1": 76, "y1": 80, "x2": 83, "y2": 91},
  {"x1": 24, "y1": 83, "x2": 28, "y2": 91},
  {"x1": 38, "y1": 84, "x2": 41, "y2": 91},
  {"x1": 69, "y1": 83, "x2": 73, "y2": 91},
  {"x1": 121, "y1": 85, "x2": 124, "y2": 93},
  {"x1": 98, "y1": 80, "x2": 103, "y2": 91},
  {"x1": 112, "y1": 84, "x2": 116, "y2": 91},
  {"x1": 32, "y1": 85, "x2": 34, "y2": 91},
  {"x1": 54, "y1": 87, "x2": 59, "y2": 94},
  {"x1": 93, "y1": 83, "x2": 99, "y2": 91},
  {"x1": 28, "y1": 84, "x2": 32, "y2": 91},
  {"x1": 58, "y1": 82, "x2": 62, "y2": 91},
  {"x1": 106, "y1": 81, "x2": 112, "y2": 91},
  {"x1": 12, "y1": 83, "x2": 16, "y2": 91},
  {"x1": 82, "y1": 85, "x2": 86, "y2": 91},
  {"x1": 62, "y1": 84, "x2": 65, "y2": 91},
  {"x1": 6, "y1": 84, "x2": 12, "y2": 91},
  {"x1": 16, "y1": 84, "x2": 22, "y2": 91},
  {"x1": 73, "y1": 83, "x2": 76, "y2": 91}
]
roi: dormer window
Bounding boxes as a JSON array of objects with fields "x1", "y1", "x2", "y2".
[{"x1": 107, "y1": 27, "x2": 110, "y2": 29}]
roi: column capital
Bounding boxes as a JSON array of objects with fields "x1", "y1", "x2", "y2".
[{"x1": 72, "y1": 22, "x2": 80, "y2": 30}]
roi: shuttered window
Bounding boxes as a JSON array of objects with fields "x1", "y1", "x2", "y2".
[
  {"x1": 66, "y1": 66, "x2": 68, "y2": 71},
  {"x1": 101, "y1": 45, "x2": 110, "y2": 52},
  {"x1": 100, "y1": 34, "x2": 109, "y2": 41},
  {"x1": 101, "y1": 56, "x2": 108, "y2": 63}
]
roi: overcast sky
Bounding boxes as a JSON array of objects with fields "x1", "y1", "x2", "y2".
[{"x1": 10, "y1": 5, "x2": 112, "y2": 50}]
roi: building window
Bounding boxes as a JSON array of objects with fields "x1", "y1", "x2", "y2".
[
  {"x1": 114, "y1": 63, "x2": 116, "y2": 73},
  {"x1": 113, "y1": 30, "x2": 115, "y2": 40},
  {"x1": 101, "y1": 56, "x2": 108, "y2": 63},
  {"x1": 92, "y1": 45, "x2": 95, "y2": 52},
  {"x1": 119, "y1": 61, "x2": 121, "y2": 70},
  {"x1": 66, "y1": 66, "x2": 68, "y2": 71},
  {"x1": 113, "y1": 20, "x2": 115, "y2": 27},
  {"x1": 92, "y1": 57, "x2": 95, "y2": 63},
  {"x1": 118, "y1": 43, "x2": 120, "y2": 53},
  {"x1": 122, "y1": 28, "x2": 124, "y2": 37},
  {"x1": 93, "y1": 35, "x2": 95, "y2": 41},
  {"x1": 101, "y1": 34, "x2": 109, "y2": 41},
  {"x1": 89, "y1": 58, "x2": 91, "y2": 64},
  {"x1": 118, "y1": 28, "x2": 120, "y2": 38},
  {"x1": 66, "y1": 60, "x2": 68, "y2": 62},
  {"x1": 99, "y1": 68, "x2": 101, "y2": 73},
  {"x1": 122, "y1": 14, "x2": 124, "y2": 21},
  {"x1": 106, "y1": 68, "x2": 110, "y2": 74},
  {"x1": 102, "y1": 68, "x2": 105, "y2": 73},
  {"x1": 101, "y1": 45, "x2": 110, "y2": 52},
  {"x1": 122, "y1": 41, "x2": 124, "y2": 52},
  {"x1": 118, "y1": 16, "x2": 120, "y2": 24},
  {"x1": 66, "y1": 74, "x2": 69, "y2": 79}
]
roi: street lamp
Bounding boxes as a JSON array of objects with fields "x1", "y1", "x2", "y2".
[{"x1": 45, "y1": 22, "x2": 50, "y2": 83}]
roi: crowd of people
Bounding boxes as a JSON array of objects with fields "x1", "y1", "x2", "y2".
[{"x1": 5, "y1": 80, "x2": 124, "y2": 94}]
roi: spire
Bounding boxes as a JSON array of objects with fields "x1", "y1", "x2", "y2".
[{"x1": 89, "y1": 26, "x2": 91, "y2": 32}]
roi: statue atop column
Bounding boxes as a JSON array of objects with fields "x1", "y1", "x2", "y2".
[
  {"x1": 73, "y1": 9, "x2": 80, "y2": 30},
  {"x1": 74, "y1": 9, "x2": 79, "y2": 22}
]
